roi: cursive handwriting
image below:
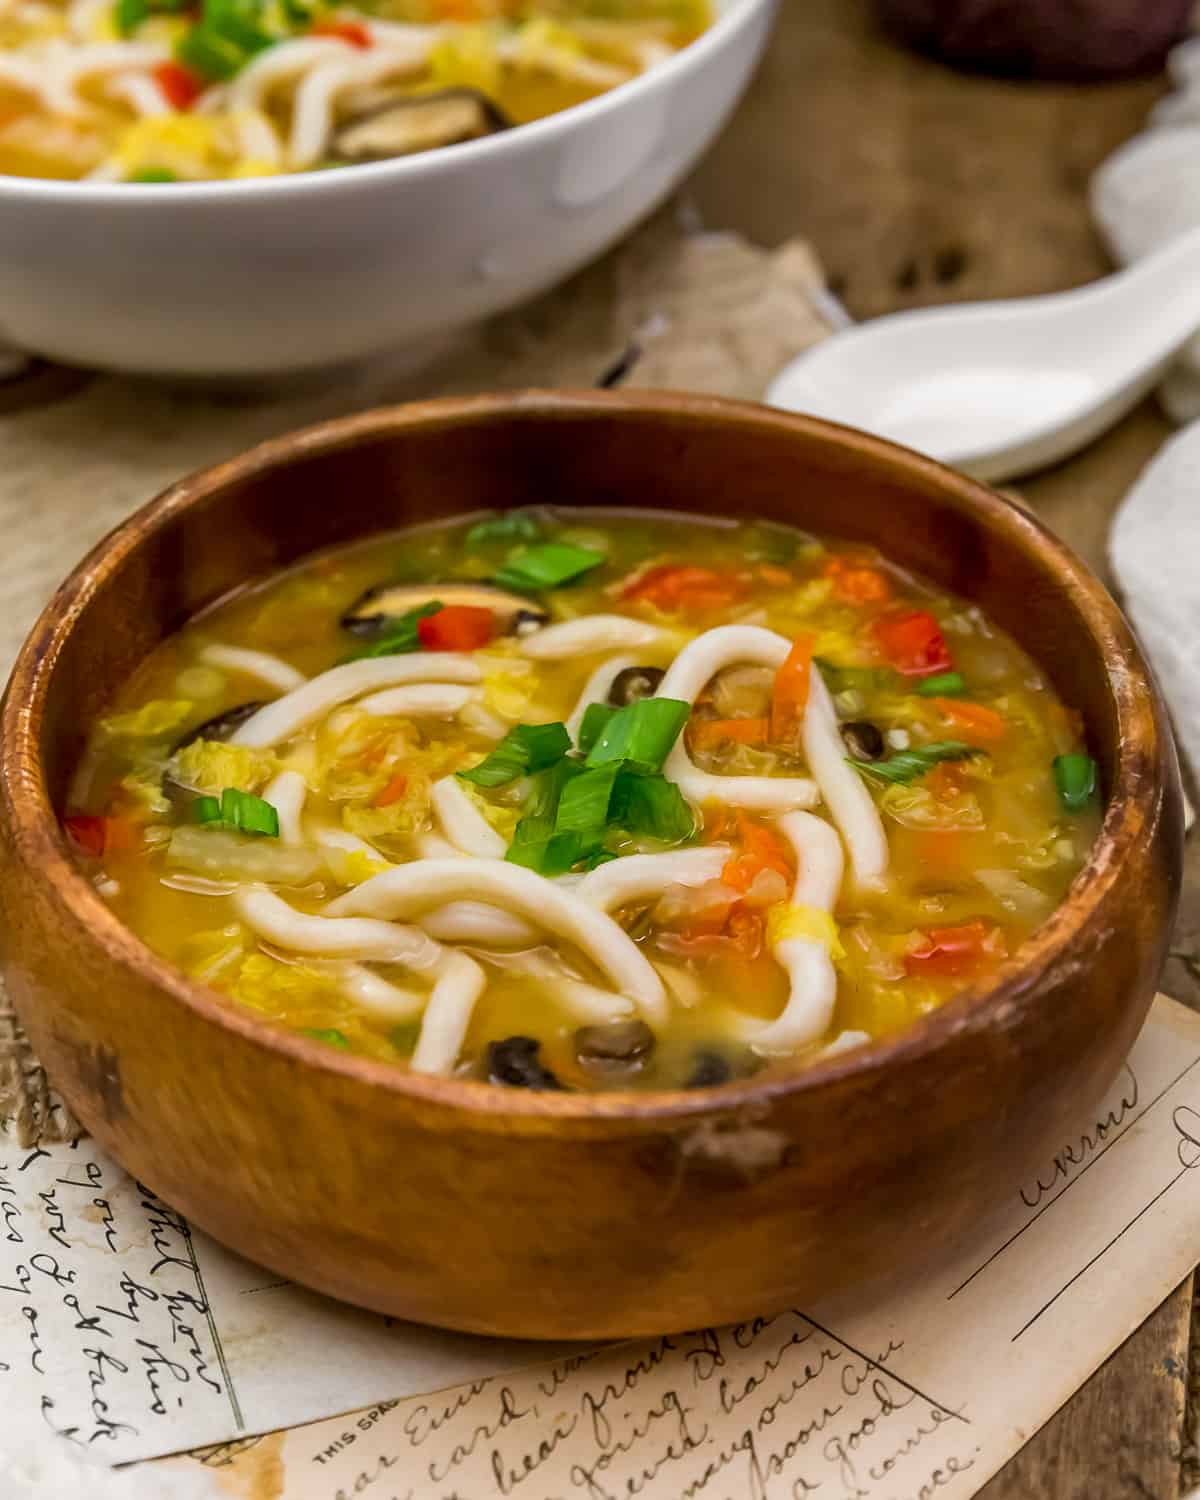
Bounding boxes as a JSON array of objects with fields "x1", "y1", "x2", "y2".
[{"x1": 1021, "y1": 1065, "x2": 1139, "y2": 1208}]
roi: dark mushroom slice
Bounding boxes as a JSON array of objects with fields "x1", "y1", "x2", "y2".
[
  {"x1": 172, "y1": 701, "x2": 265, "y2": 754},
  {"x1": 487, "y1": 1035, "x2": 565, "y2": 1091},
  {"x1": 607, "y1": 665, "x2": 666, "y2": 707},
  {"x1": 340, "y1": 581, "x2": 548, "y2": 640},
  {"x1": 839, "y1": 720, "x2": 886, "y2": 761},
  {"x1": 684, "y1": 1049, "x2": 733, "y2": 1089},
  {"x1": 330, "y1": 89, "x2": 510, "y2": 165},
  {"x1": 574, "y1": 1018, "x2": 656, "y2": 1075}
]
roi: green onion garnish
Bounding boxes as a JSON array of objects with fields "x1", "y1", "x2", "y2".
[
  {"x1": 115, "y1": 0, "x2": 149, "y2": 34},
  {"x1": 192, "y1": 794, "x2": 223, "y2": 825},
  {"x1": 303, "y1": 1028, "x2": 349, "y2": 1049},
  {"x1": 576, "y1": 702, "x2": 617, "y2": 754},
  {"x1": 847, "y1": 741, "x2": 983, "y2": 786},
  {"x1": 465, "y1": 510, "x2": 543, "y2": 548},
  {"x1": 554, "y1": 764, "x2": 619, "y2": 834},
  {"x1": 221, "y1": 787, "x2": 280, "y2": 836},
  {"x1": 346, "y1": 601, "x2": 443, "y2": 660},
  {"x1": 505, "y1": 824, "x2": 604, "y2": 877},
  {"x1": 492, "y1": 543, "x2": 605, "y2": 593},
  {"x1": 916, "y1": 672, "x2": 967, "y2": 697},
  {"x1": 129, "y1": 166, "x2": 179, "y2": 183},
  {"x1": 1053, "y1": 753, "x2": 1097, "y2": 811},
  {"x1": 585, "y1": 697, "x2": 690, "y2": 775},
  {"x1": 457, "y1": 722, "x2": 571, "y2": 789},
  {"x1": 816, "y1": 658, "x2": 899, "y2": 696},
  {"x1": 612, "y1": 771, "x2": 695, "y2": 842}
]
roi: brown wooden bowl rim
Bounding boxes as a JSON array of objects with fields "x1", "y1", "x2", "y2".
[{"x1": 0, "y1": 389, "x2": 1165, "y2": 1126}]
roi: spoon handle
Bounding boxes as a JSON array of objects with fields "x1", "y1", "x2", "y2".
[{"x1": 1093, "y1": 222, "x2": 1200, "y2": 366}]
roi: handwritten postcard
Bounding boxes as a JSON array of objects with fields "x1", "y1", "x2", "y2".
[
  {"x1": 0, "y1": 1135, "x2": 577, "y2": 1465},
  {"x1": 5, "y1": 995, "x2": 1200, "y2": 1500}
]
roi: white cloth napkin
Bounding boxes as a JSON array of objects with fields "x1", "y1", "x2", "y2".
[
  {"x1": 1092, "y1": 37, "x2": 1200, "y2": 422},
  {"x1": 1098, "y1": 38, "x2": 1200, "y2": 766}
]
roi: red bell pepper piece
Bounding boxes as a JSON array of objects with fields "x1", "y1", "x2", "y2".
[{"x1": 872, "y1": 608, "x2": 952, "y2": 676}]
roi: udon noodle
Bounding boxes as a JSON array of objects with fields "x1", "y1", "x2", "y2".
[
  {"x1": 66, "y1": 508, "x2": 1101, "y2": 1091},
  {"x1": 0, "y1": 0, "x2": 708, "y2": 180}
]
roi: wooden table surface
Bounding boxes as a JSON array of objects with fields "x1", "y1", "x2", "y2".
[{"x1": 692, "y1": 2, "x2": 1197, "y2": 1495}]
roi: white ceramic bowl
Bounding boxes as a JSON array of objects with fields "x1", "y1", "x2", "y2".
[{"x1": 0, "y1": 0, "x2": 776, "y2": 378}]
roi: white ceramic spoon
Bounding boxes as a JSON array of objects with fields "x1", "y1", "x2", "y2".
[{"x1": 766, "y1": 223, "x2": 1200, "y2": 483}]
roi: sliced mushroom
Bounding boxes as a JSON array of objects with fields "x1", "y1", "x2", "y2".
[
  {"x1": 172, "y1": 701, "x2": 265, "y2": 752},
  {"x1": 575, "y1": 1019, "x2": 655, "y2": 1075},
  {"x1": 340, "y1": 581, "x2": 548, "y2": 639},
  {"x1": 331, "y1": 89, "x2": 510, "y2": 164},
  {"x1": 607, "y1": 664, "x2": 665, "y2": 707}
]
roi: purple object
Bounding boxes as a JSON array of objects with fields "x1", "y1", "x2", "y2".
[{"x1": 875, "y1": 0, "x2": 1194, "y2": 80}]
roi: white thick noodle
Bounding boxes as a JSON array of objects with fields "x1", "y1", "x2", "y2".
[
  {"x1": 105, "y1": 71, "x2": 169, "y2": 117},
  {"x1": 287, "y1": 42, "x2": 433, "y2": 168},
  {"x1": 359, "y1": 683, "x2": 478, "y2": 718},
  {"x1": 742, "y1": 811, "x2": 844, "y2": 1054},
  {"x1": 497, "y1": 949, "x2": 634, "y2": 1023},
  {"x1": 430, "y1": 776, "x2": 506, "y2": 859},
  {"x1": 420, "y1": 902, "x2": 540, "y2": 947},
  {"x1": 800, "y1": 665, "x2": 889, "y2": 889},
  {"x1": 326, "y1": 858, "x2": 668, "y2": 1025},
  {"x1": 229, "y1": 655, "x2": 481, "y2": 748},
  {"x1": 411, "y1": 952, "x2": 485, "y2": 1077},
  {"x1": 234, "y1": 886, "x2": 442, "y2": 968},
  {"x1": 520, "y1": 616, "x2": 661, "y2": 660},
  {"x1": 655, "y1": 626, "x2": 819, "y2": 811},
  {"x1": 232, "y1": 107, "x2": 283, "y2": 167},
  {"x1": 226, "y1": 37, "x2": 349, "y2": 113},
  {"x1": 42, "y1": 42, "x2": 169, "y2": 117},
  {"x1": 263, "y1": 769, "x2": 307, "y2": 846},
  {"x1": 574, "y1": 847, "x2": 731, "y2": 912},
  {"x1": 199, "y1": 643, "x2": 306, "y2": 694},
  {"x1": 338, "y1": 963, "x2": 425, "y2": 1020}
]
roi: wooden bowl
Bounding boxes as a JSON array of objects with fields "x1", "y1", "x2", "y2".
[{"x1": 0, "y1": 392, "x2": 1182, "y2": 1339}]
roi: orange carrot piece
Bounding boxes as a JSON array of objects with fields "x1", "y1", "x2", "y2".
[
  {"x1": 823, "y1": 555, "x2": 892, "y2": 605},
  {"x1": 931, "y1": 698, "x2": 1006, "y2": 744},
  {"x1": 373, "y1": 773, "x2": 408, "y2": 808},
  {"x1": 691, "y1": 716, "x2": 770, "y2": 751},
  {"x1": 771, "y1": 633, "x2": 815, "y2": 743}
]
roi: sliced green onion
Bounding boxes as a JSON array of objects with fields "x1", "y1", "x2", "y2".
[
  {"x1": 916, "y1": 672, "x2": 967, "y2": 697},
  {"x1": 847, "y1": 741, "x2": 983, "y2": 786},
  {"x1": 303, "y1": 1028, "x2": 349, "y2": 1050},
  {"x1": 585, "y1": 697, "x2": 690, "y2": 774},
  {"x1": 815, "y1": 658, "x2": 899, "y2": 696},
  {"x1": 175, "y1": 25, "x2": 242, "y2": 79},
  {"x1": 129, "y1": 166, "x2": 178, "y2": 183},
  {"x1": 505, "y1": 823, "x2": 603, "y2": 877},
  {"x1": 612, "y1": 771, "x2": 695, "y2": 843},
  {"x1": 554, "y1": 764, "x2": 619, "y2": 834},
  {"x1": 457, "y1": 722, "x2": 571, "y2": 789},
  {"x1": 345, "y1": 601, "x2": 443, "y2": 660},
  {"x1": 576, "y1": 701, "x2": 617, "y2": 754},
  {"x1": 492, "y1": 543, "x2": 605, "y2": 593},
  {"x1": 1053, "y1": 753, "x2": 1097, "y2": 811},
  {"x1": 465, "y1": 510, "x2": 543, "y2": 548},
  {"x1": 115, "y1": 0, "x2": 149, "y2": 35},
  {"x1": 192, "y1": 794, "x2": 223, "y2": 825},
  {"x1": 220, "y1": 787, "x2": 280, "y2": 837}
]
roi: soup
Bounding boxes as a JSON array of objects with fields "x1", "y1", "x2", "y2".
[
  {"x1": 65, "y1": 508, "x2": 1101, "y2": 1091},
  {"x1": 0, "y1": 0, "x2": 707, "y2": 182}
]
